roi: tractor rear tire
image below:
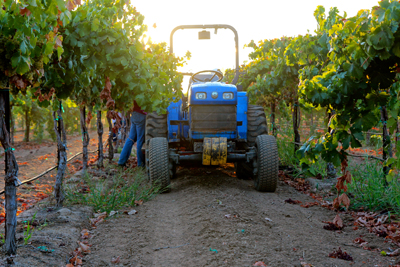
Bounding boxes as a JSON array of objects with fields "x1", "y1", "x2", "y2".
[
  {"x1": 247, "y1": 105, "x2": 268, "y2": 147},
  {"x1": 148, "y1": 137, "x2": 171, "y2": 193},
  {"x1": 145, "y1": 112, "x2": 168, "y2": 142},
  {"x1": 254, "y1": 135, "x2": 279, "y2": 192}
]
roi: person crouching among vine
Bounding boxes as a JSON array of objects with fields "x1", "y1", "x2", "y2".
[{"x1": 118, "y1": 101, "x2": 147, "y2": 167}]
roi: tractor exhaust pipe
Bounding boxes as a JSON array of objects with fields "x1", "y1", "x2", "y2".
[{"x1": 170, "y1": 24, "x2": 240, "y2": 85}]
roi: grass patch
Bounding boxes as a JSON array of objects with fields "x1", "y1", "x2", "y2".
[
  {"x1": 348, "y1": 159, "x2": 400, "y2": 215},
  {"x1": 65, "y1": 165, "x2": 161, "y2": 213},
  {"x1": 276, "y1": 124, "x2": 329, "y2": 178}
]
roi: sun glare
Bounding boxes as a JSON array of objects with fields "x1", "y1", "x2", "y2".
[{"x1": 134, "y1": 0, "x2": 381, "y2": 91}]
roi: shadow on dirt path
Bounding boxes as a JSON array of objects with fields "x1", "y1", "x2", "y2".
[{"x1": 85, "y1": 164, "x2": 396, "y2": 267}]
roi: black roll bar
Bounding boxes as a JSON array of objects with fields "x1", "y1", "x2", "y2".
[{"x1": 170, "y1": 24, "x2": 240, "y2": 85}]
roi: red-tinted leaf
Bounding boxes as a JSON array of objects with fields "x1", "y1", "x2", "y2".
[
  {"x1": 338, "y1": 193, "x2": 350, "y2": 209},
  {"x1": 111, "y1": 256, "x2": 121, "y2": 264},
  {"x1": 333, "y1": 214, "x2": 343, "y2": 229},
  {"x1": 55, "y1": 36, "x2": 63, "y2": 48},
  {"x1": 66, "y1": 0, "x2": 75, "y2": 11},
  {"x1": 20, "y1": 7, "x2": 31, "y2": 16},
  {"x1": 105, "y1": 76, "x2": 112, "y2": 91},
  {"x1": 335, "y1": 176, "x2": 346, "y2": 191},
  {"x1": 253, "y1": 262, "x2": 267, "y2": 267},
  {"x1": 285, "y1": 198, "x2": 301, "y2": 204},
  {"x1": 341, "y1": 159, "x2": 348, "y2": 174},
  {"x1": 345, "y1": 171, "x2": 351, "y2": 184}
]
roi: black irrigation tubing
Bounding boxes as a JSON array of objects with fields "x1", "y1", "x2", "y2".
[{"x1": 0, "y1": 148, "x2": 101, "y2": 195}]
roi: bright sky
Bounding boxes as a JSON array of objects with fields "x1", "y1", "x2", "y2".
[{"x1": 134, "y1": 0, "x2": 380, "y2": 87}]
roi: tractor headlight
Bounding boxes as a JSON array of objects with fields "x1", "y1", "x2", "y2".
[
  {"x1": 195, "y1": 92, "x2": 206, "y2": 99},
  {"x1": 223, "y1": 92, "x2": 234, "y2": 100}
]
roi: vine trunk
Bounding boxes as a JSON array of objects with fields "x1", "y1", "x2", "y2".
[
  {"x1": 0, "y1": 94, "x2": 19, "y2": 255},
  {"x1": 97, "y1": 111, "x2": 103, "y2": 168},
  {"x1": 107, "y1": 116, "x2": 113, "y2": 162},
  {"x1": 53, "y1": 109, "x2": 67, "y2": 208},
  {"x1": 80, "y1": 107, "x2": 89, "y2": 170}
]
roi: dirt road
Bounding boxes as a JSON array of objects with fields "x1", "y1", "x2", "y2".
[{"x1": 85, "y1": 165, "x2": 396, "y2": 267}]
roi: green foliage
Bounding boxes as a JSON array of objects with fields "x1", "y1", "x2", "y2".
[
  {"x1": 23, "y1": 211, "x2": 37, "y2": 245},
  {"x1": 348, "y1": 159, "x2": 400, "y2": 215},
  {"x1": 0, "y1": 0, "x2": 70, "y2": 92},
  {"x1": 65, "y1": 167, "x2": 161, "y2": 213},
  {"x1": 38, "y1": 0, "x2": 188, "y2": 115}
]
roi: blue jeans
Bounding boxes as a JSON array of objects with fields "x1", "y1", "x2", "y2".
[{"x1": 118, "y1": 112, "x2": 146, "y2": 167}]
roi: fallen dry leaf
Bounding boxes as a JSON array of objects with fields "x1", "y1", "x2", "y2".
[
  {"x1": 93, "y1": 211, "x2": 107, "y2": 218},
  {"x1": 70, "y1": 255, "x2": 82, "y2": 265},
  {"x1": 134, "y1": 200, "x2": 143, "y2": 206},
  {"x1": 253, "y1": 261, "x2": 267, "y2": 266},
  {"x1": 333, "y1": 214, "x2": 343, "y2": 229},
  {"x1": 80, "y1": 229, "x2": 91, "y2": 239},
  {"x1": 328, "y1": 247, "x2": 353, "y2": 261},
  {"x1": 387, "y1": 248, "x2": 400, "y2": 257},
  {"x1": 77, "y1": 241, "x2": 91, "y2": 253},
  {"x1": 109, "y1": 211, "x2": 117, "y2": 217},
  {"x1": 111, "y1": 256, "x2": 121, "y2": 264},
  {"x1": 128, "y1": 210, "x2": 137, "y2": 215},
  {"x1": 353, "y1": 237, "x2": 365, "y2": 244},
  {"x1": 284, "y1": 198, "x2": 301, "y2": 204}
]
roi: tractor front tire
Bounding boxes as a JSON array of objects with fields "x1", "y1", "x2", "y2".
[
  {"x1": 148, "y1": 137, "x2": 171, "y2": 192},
  {"x1": 145, "y1": 112, "x2": 168, "y2": 142},
  {"x1": 247, "y1": 105, "x2": 268, "y2": 147},
  {"x1": 254, "y1": 135, "x2": 279, "y2": 192}
]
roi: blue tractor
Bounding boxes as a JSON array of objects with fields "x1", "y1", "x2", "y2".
[{"x1": 145, "y1": 25, "x2": 278, "y2": 192}]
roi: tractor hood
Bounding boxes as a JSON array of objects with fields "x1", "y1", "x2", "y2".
[{"x1": 188, "y1": 82, "x2": 237, "y2": 105}]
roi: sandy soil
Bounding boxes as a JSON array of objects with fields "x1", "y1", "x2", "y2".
[
  {"x1": 82, "y1": 165, "x2": 398, "y2": 267},
  {"x1": 0, "y1": 131, "x2": 397, "y2": 266}
]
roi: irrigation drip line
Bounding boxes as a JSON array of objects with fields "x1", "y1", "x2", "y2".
[
  {"x1": 0, "y1": 148, "x2": 101, "y2": 195},
  {"x1": 285, "y1": 141, "x2": 385, "y2": 161},
  {"x1": 346, "y1": 153, "x2": 385, "y2": 162}
]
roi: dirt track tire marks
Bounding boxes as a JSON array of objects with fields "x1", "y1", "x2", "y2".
[{"x1": 84, "y1": 167, "x2": 393, "y2": 267}]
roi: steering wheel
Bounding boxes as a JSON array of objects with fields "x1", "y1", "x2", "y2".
[{"x1": 191, "y1": 70, "x2": 224, "y2": 83}]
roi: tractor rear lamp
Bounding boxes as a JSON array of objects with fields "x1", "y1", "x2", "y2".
[
  {"x1": 223, "y1": 92, "x2": 234, "y2": 100},
  {"x1": 195, "y1": 92, "x2": 207, "y2": 99}
]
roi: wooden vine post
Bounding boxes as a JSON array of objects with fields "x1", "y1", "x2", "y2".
[
  {"x1": 292, "y1": 99, "x2": 301, "y2": 153},
  {"x1": 0, "y1": 89, "x2": 20, "y2": 255},
  {"x1": 270, "y1": 102, "x2": 277, "y2": 137}
]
